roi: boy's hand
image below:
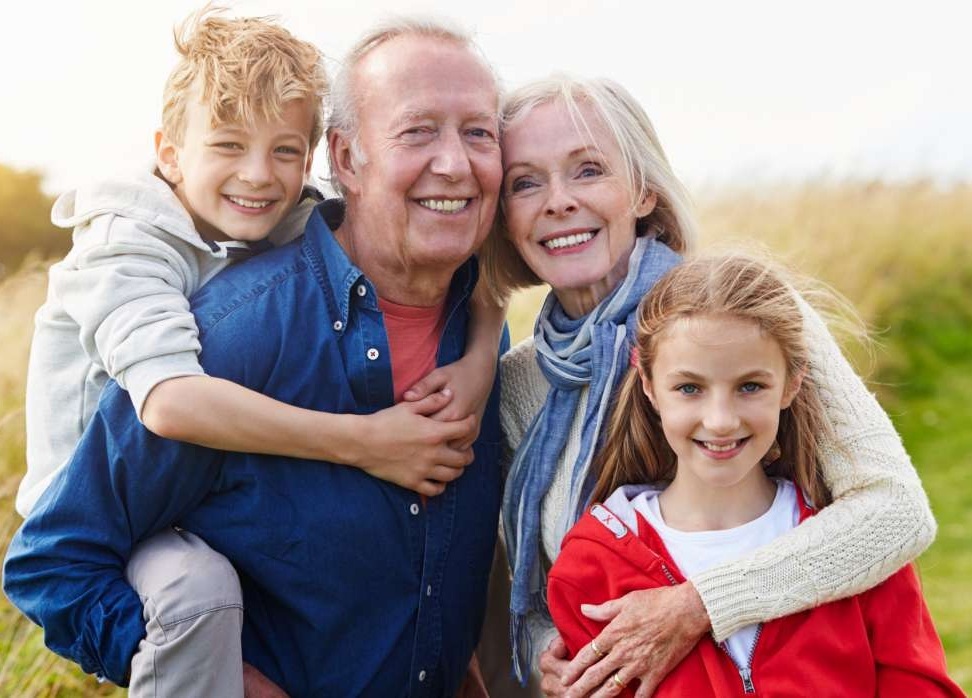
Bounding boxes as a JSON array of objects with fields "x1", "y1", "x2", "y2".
[
  {"x1": 403, "y1": 348, "x2": 498, "y2": 449},
  {"x1": 349, "y1": 391, "x2": 477, "y2": 497}
]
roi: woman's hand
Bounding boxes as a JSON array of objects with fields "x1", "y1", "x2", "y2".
[
  {"x1": 562, "y1": 583, "x2": 710, "y2": 698},
  {"x1": 540, "y1": 635, "x2": 571, "y2": 697}
]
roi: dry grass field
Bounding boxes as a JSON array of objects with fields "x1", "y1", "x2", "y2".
[{"x1": 0, "y1": 181, "x2": 969, "y2": 695}]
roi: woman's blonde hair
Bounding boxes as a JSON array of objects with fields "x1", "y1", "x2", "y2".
[
  {"x1": 480, "y1": 75, "x2": 698, "y2": 302},
  {"x1": 590, "y1": 253, "x2": 833, "y2": 508}
]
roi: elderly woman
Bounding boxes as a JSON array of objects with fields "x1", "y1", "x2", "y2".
[{"x1": 480, "y1": 76, "x2": 935, "y2": 697}]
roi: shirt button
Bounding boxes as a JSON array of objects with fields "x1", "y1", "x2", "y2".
[
  {"x1": 357, "y1": 284, "x2": 367, "y2": 297},
  {"x1": 418, "y1": 670, "x2": 426, "y2": 682},
  {"x1": 426, "y1": 585, "x2": 432, "y2": 596},
  {"x1": 409, "y1": 503, "x2": 420, "y2": 515},
  {"x1": 332, "y1": 320, "x2": 343, "y2": 331},
  {"x1": 366, "y1": 348, "x2": 379, "y2": 361}
]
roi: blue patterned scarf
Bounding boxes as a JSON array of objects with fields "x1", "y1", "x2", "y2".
[{"x1": 502, "y1": 236, "x2": 680, "y2": 683}]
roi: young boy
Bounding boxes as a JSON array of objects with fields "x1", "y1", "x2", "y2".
[{"x1": 18, "y1": 8, "x2": 501, "y2": 694}]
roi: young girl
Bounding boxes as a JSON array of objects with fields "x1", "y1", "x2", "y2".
[{"x1": 546, "y1": 254, "x2": 963, "y2": 697}]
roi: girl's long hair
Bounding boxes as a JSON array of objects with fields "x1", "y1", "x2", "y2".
[{"x1": 590, "y1": 254, "x2": 834, "y2": 508}]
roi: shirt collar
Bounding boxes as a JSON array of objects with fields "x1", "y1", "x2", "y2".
[{"x1": 301, "y1": 199, "x2": 479, "y2": 337}]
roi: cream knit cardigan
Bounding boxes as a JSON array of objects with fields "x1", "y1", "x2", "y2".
[{"x1": 498, "y1": 296, "x2": 936, "y2": 664}]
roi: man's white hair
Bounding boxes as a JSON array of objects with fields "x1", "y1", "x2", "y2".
[{"x1": 326, "y1": 15, "x2": 499, "y2": 193}]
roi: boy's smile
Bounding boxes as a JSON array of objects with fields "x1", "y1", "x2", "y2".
[{"x1": 156, "y1": 96, "x2": 315, "y2": 243}]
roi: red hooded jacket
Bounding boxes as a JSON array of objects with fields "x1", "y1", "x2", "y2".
[{"x1": 547, "y1": 490, "x2": 964, "y2": 697}]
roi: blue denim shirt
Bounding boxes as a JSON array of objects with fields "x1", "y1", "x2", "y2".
[{"x1": 4, "y1": 202, "x2": 505, "y2": 697}]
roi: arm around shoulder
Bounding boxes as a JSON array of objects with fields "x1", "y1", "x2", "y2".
[{"x1": 691, "y1": 294, "x2": 936, "y2": 641}]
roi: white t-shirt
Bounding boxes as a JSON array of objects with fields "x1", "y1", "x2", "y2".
[{"x1": 631, "y1": 480, "x2": 800, "y2": 669}]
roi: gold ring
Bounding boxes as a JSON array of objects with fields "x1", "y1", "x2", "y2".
[
  {"x1": 611, "y1": 671, "x2": 626, "y2": 689},
  {"x1": 591, "y1": 638, "x2": 606, "y2": 659}
]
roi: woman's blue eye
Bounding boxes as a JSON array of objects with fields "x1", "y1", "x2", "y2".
[
  {"x1": 740, "y1": 382, "x2": 763, "y2": 393},
  {"x1": 509, "y1": 178, "x2": 536, "y2": 193},
  {"x1": 578, "y1": 163, "x2": 603, "y2": 177},
  {"x1": 676, "y1": 384, "x2": 700, "y2": 395}
]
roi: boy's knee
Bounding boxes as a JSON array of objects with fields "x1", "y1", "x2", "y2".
[{"x1": 127, "y1": 528, "x2": 242, "y2": 628}]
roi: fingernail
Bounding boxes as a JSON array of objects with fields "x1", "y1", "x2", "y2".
[
  {"x1": 441, "y1": 388, "x2": 453, "y2": 397},
  {"x1": 580, "y1": 604, "x2": 594, "y2": 613}
]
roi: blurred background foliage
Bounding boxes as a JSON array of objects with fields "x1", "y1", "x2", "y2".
[{"x1": 0, "y1": 164, "x2": 969, "y2": 694}]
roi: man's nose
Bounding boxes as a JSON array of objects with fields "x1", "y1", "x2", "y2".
[{"x1": 430, "y1": 130, "x2": 473, "y2": 181}]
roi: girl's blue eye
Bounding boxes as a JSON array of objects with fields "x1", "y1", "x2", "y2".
[
  {"x1": 276, "y1": 145, "x2": 303, "y2": 156},
  {"x1": 676, "y1": 384, "x2": 700, "y2": 395},
  {"x1": 740, "y1": 382, "x2": 763, "y2": 393}
]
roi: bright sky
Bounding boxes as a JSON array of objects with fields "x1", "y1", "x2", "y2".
[{"x1": 2, "y1": 0, "x2": 969, "y2": 194}]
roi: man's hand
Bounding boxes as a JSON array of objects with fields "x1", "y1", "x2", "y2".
[
  {"x1": 348, "y1": 391, "x2": 477, "y2": 496},
  {"x1": 243, "y1": 662, "x2": 289, "y2": 698},
  {"x1": 561, "y1": 583, "x2": 710, "y2": 698},
  {"x1": 539, "y1": 635, "x2": 571, "y2": 697}
]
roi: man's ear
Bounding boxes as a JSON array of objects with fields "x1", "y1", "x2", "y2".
[
  {"x1": 781, "y1": 366, "x2": 807, "y2": 409},
  {"x1": 635, "y1": 191, "x2": 658, "y2": 218},
  {"x1": 155, "y1": 129, "x2": 183, "y2": 185},
  {"x1": 328, "y1": 129, "x2": 361, "y2": 196}
]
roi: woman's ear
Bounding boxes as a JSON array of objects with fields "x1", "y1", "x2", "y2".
[
  {"x1": 634, "y1": 191, "x2": 658, "y2": 218},
  {"x1": 155, "y1": 129, "x2": 183, "y2": 185},
  {"x1": 781, "y1": 366, "x2": 807, "y2": 409}
]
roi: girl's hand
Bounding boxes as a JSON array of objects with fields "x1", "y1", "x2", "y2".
[
  {"x1": 403, "y1": 347, "x2": 498, "y2": 449},
  {"x1": 539, "y1": 635, "x2": 571, "y2": 697},
  {"x1": 562, "y1": 584, "x2": 710, "y2": 698},
  {"x1": 350, "y1": 391, "x2": 477, "y2": 496}
]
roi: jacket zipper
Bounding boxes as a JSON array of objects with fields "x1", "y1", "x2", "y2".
[
  {"x1": 657, "y1": 563, "x2": 761, "y2": 693},
  {"x1": 718, "y1": 624, "x2": 762, "y2": 694}
]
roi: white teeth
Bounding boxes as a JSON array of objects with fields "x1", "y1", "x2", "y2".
[
  {"x1": 418, "y1": 198, "x2": 470, "y2": 213},
  {"x1": 542, "y1": 231, "x2": 595, "y2": 250},
  {"x1": 228, "y1": 196, "x2": 272, "y2": 209},
  {"x1": 702, "y1": 440, "x2": 740, "y2": 452}
]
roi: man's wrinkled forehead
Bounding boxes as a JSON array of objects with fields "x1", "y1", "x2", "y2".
[{"x1": 353, "y1": 35, "x2": 499, "y2": 117}]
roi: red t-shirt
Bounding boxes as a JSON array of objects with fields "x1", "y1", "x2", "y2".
[{"x1": 377, "y1": 297, "x2": 446, "y2": 403}]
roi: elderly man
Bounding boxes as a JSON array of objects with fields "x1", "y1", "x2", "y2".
[{"x1": 4, "y1": 19, "x2": 504, "y2": 698}]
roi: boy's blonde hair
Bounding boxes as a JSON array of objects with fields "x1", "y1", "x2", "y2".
[
  {"x1": 590, "y1": 253, "x2": 834, "y2": 509},
  {"x1": 162, "y1": 6, "x2": 328, "y2": 148},
  {"x1": 480, "y1": 75, "x2": 698, "y2": 302}
]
